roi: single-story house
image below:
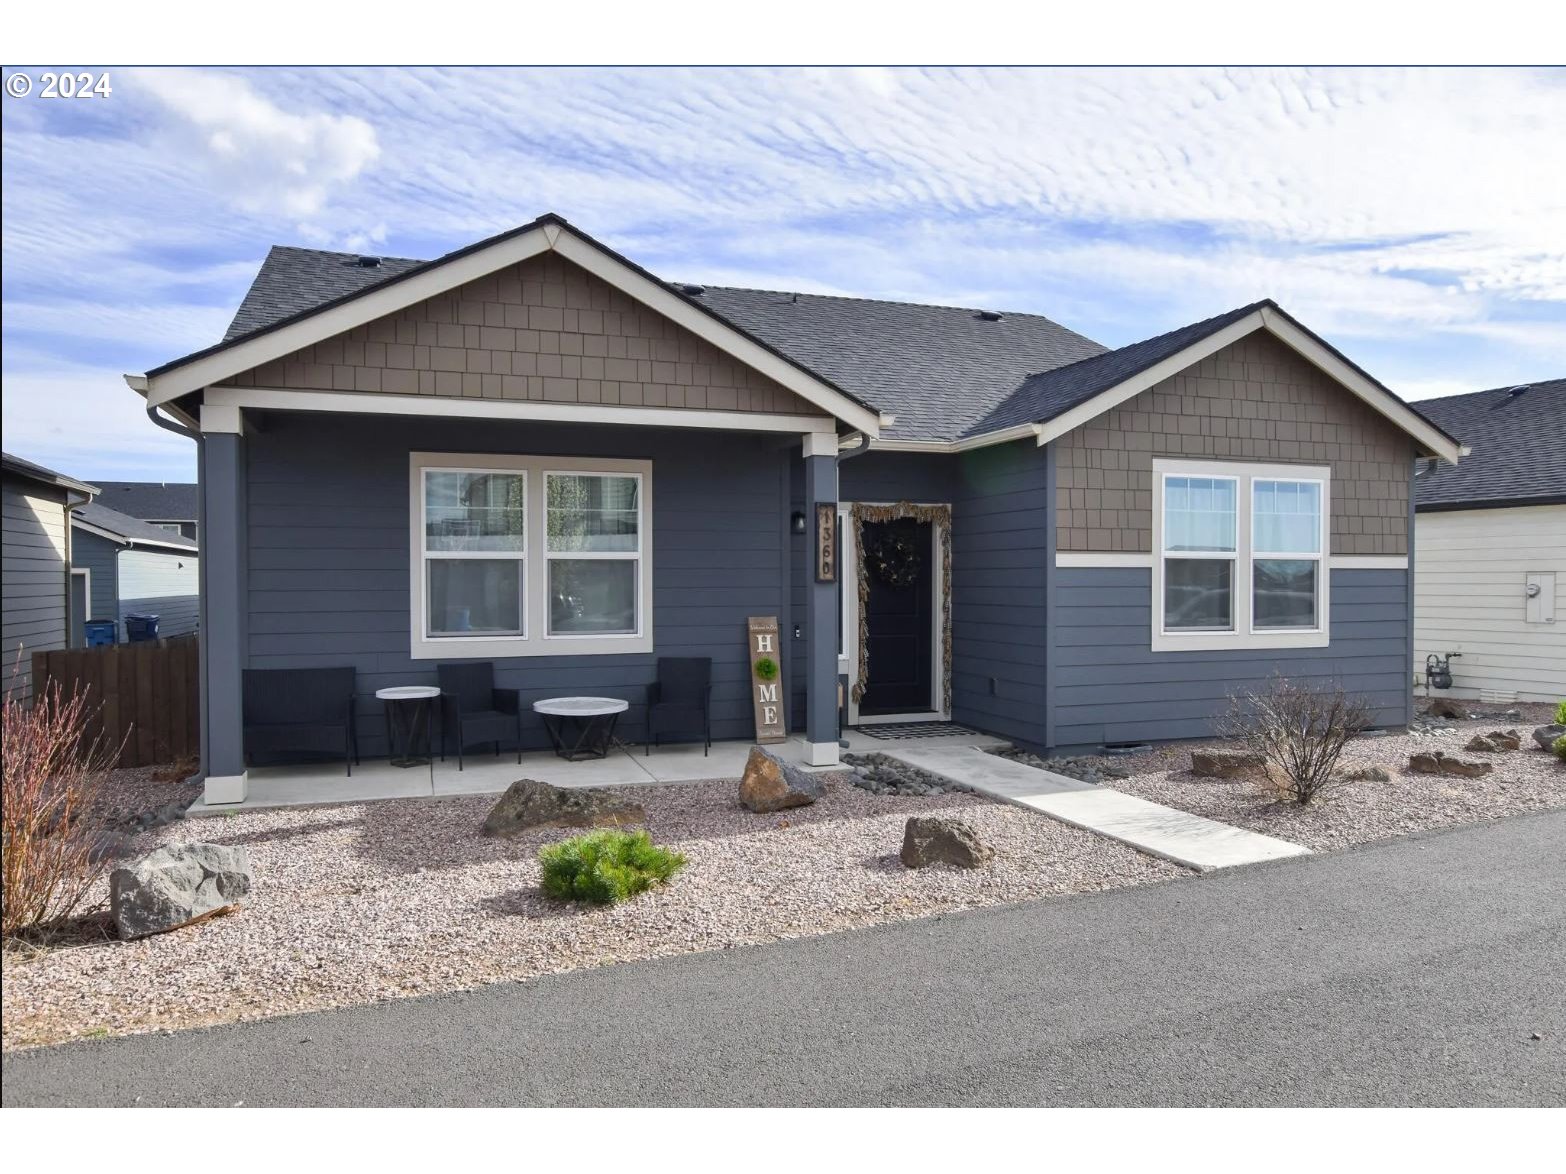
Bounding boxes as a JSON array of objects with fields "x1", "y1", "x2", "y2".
[
  {"x1": 1, "y1": 452, "x2": 97, "y2": 703},
  {"x1": 71, "y1": 501, "x2": 201, "y2": 644},
  {"x1": 127, "y1": 213, "x2": 1462, "y2": 805},
  {"x1": 1410, "y1": 378, "x2": 1564, "y2": 703},
  {"x1": 90, "y1": 480, "x2": 199, "y2": 542}
]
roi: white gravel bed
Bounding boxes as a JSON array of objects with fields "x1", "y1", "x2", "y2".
[
  {"x1": 1100, "y1": 720, "x2": 1564, "y2": 853},
  {"x1": 1, "y1": 776, "x2": 1186, "y2": 1050}
]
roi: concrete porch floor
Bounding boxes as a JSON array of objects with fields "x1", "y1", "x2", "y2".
[{"x1": 186, "y1": 727, "x2": 1008, "y2": 816}]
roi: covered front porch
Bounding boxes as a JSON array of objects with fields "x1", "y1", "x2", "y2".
[{"x1": 185, "y1": 726, "x2": 1006, "y2": 816}]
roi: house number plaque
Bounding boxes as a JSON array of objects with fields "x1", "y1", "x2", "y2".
[
  {"x1": 746, "y1": 616, "x2": 788, "y2": 744},
  {"x1": 815, "y1": 503, "x2": 837, "y2": 583}
]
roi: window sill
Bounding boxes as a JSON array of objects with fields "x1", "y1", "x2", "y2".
[
  {"x1": 1150, "y1": 629, "x2": 1330, "y2": 653},
  {"x1": 411, "y1": 633, "x2": 654, "y2": 660}
]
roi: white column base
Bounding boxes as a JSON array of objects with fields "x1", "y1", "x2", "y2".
[
  {"x1": 203, "y1": 771, "x2": 249, "y2": 805},
  {"x1": 803, "y1": 740, "x2": 840, "y2": 767}
]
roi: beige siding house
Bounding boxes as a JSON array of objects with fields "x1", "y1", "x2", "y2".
[{"x1": 1412, "y1": 379, "x2": 1566, "y2": 704}]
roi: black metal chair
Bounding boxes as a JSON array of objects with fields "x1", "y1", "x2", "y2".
[
  {"x1": 436, "y1": 662, "x2": 523, "y2": 770},
  {"x1": 645, "y1": 657, "x2": 712, "y2": 755},
  {"x1": 242, "y1": 667, "x2": 359, "y2": 776}
]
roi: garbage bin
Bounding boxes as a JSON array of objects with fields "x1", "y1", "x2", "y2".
[
  {"x1": 83, "y1": 619, "x2": 117, "y2": 647},
  {"x1": 124, "y1": 613, "x2": 160, "y2": 642}
]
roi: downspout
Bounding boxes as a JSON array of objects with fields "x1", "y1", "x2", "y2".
[{"x1": 63, "y1": 486, "x2": 93, "y2": 648}]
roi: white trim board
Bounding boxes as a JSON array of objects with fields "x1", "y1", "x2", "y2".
[
  {"x1": 203, "y1": 386, "x2": 839, "y2": 439},
  {"x1": 1056, "y1": 552, "x2": 1408, "y2": 570},
  {"x1": 138, "y1": 220, "x2": 880, "y2": 437}
]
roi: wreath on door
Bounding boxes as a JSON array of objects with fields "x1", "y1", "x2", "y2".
[{"x1": 866, "y1": 532, "x2": 920, "y2": 589}]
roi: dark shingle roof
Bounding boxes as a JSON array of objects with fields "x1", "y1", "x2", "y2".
[
  {"x1": 0, "y1": 452, "x2": 97, "y2": 496},
  {"x1": 223, "y1": 246, "x2": 425, "y2": 341},
  {"x1": 696, "y1": 288, "x2": 1107, "y2": 442},
  {"x1": 74, "y1": 502, "x2": 198, "y2": 551},
  {"x1": 1411, "y1": 379, "x2": 1566, "y2": 510},
  {"x1": 89, "y1": 481, "x2": 199, "y2": 522},
  {"x1": 961, "y1": 302, "x2": 1268, "y2": 437}
]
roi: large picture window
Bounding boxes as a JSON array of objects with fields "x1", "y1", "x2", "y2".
[
  {"x1": 410, "y1": 453, "x2": 652, "y2": 659},
  {"x1": 1153, "y1": 459, "x2": 1329, "y2": 651}
]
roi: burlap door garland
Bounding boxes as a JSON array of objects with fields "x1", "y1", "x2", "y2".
[{"x1": 849, "y1": 501, "x2": 952, "y2": 711}]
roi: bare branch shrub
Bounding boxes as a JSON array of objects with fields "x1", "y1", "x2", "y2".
[
  {"x1": 2, "y1": 679, "x2": 123, "y2": 941},
  {"x1": 1216, "y1": 675, "x2": 1372, "y2": 805}
]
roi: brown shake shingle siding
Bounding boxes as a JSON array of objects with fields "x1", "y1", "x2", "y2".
[
  {"x1": 1055, "y1": 333, "x2": 1411, "y2": 556},
  {"x1": 218, "y1": 254, "x2": 819, "y2": 417}
]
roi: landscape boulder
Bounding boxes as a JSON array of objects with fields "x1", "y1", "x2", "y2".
[
  {"x1": 738, "y1": 746, "x2": 823, "y2": 812},
  {"x1": 1464, "y1": 729, "x2": 1521, "y2": 753},
  {"x1": 1533, "y1": 724, "x2": 1566, "y2": 752},
  {"x1": 1424, "y1": 698, "x2": 1469, "y2": 720},
  {"x1": 900, "y1": 816, "x2": 993, "y2": 869},
  {"x1": 481, "y1": 779, "x2": 645, "y2": 837},
  {"x1": 110, "y1": 842, "x2": 252, "y2": 940},
  {"x1": 1339, "y1": 765, "x2": 1392, "y2": 783},
  {"x1": 1191, "y1": 748, "x2": 1265, "y2": 779},
  {"x1": 1406, "y1": 752, "x2": 1493, "y2": 779}
]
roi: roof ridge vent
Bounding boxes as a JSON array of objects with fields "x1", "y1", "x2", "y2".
[
  {"x1": 1506, "y1": 383, "x2": 1530, "y2": 397},
  {"x1": 976, "y1": 310, "x2": 1003, "y2": 322}
]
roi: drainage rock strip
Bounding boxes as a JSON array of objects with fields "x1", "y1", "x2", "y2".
[{"x1": 881, "y1": 745, "x2": 1310, "y2": 871}]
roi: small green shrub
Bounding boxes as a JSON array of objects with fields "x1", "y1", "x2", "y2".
[
  {"x1": 1554, "y1": 699, "x2": 1566, "y2": 726},
  {"x1": 753, "y1": 656, "x2": 779, "y2": 682},
  {"x1": 1554, "y1": 734, "x2": 1566, "y2": 763},
  {"x1": 538, "y1": 830, "x2": 686, "y2": 905}
]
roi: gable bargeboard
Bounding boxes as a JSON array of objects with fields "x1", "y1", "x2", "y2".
[
  {"x1": 217, "y1": 253, "x2": 820, "y2": 417},
  {"x1": 1056, "y1": 332, "x2": 1411, "y2": 556}
]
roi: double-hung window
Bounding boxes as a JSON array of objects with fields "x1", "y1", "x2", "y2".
[
  {"x1": 410, "y1": 453, "x2": 652, "y2": 659},
  {"x1": 1153, "y1": 459, "x2": 1329, "y2": 651}
]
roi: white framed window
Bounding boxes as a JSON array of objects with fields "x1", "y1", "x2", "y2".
[
  {"x1": 409, "y1": 453, "x2": 652, "y2": 659},
  {"x1": 1152, "y1": 458, "x2": 1330, "y2": 651}
]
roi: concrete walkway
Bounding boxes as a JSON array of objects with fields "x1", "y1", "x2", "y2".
[{"x1": 884, "y1": 744, "x2": 1309, "y2": 871}]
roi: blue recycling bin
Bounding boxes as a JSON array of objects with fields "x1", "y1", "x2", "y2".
[
  {"x1": 83, "y1": 620, "x2": 117, "y2": 647},
  {"x1": 124, "y1": 613, "x2": 160, "y2": 642}
]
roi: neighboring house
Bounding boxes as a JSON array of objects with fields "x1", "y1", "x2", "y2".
[
  {"x1": 1410, "y1": 379, "x2": 1565, "y2": 703},
  {"x1": 127, "y1": 213, "x2": 1460, "y2": 805},
  {"x1": 90, "y1": 481, "x2": 199, "y2": 542},
  {"x1": 1, "y1": 452, "x2": 97, "y2": 703},
  {"x1": 71, "y1": 502, "x2": 201, "y2": 644}
]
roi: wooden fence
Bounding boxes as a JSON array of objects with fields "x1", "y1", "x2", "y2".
[{"x1": 30, "y1": 636, "x2": 199, "y2": 768}]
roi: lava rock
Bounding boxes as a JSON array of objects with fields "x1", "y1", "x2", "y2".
[
  {"x1": 110, "y1": 842, "x2": 252, "y2": 940},
  {"x1": 739, "y1": 746, "x2": 823, "y2": 812},
  {"x1": 481, "y1": 779, "x2": 645, "y2": 836},
  {"x1": 1407, "y1": 752, "x2": 1493, "y2": 778},
  {"x1": 900, "y1": 816, "x2": 992, "y2": 869},
  {"x1": 1465, "y1": 729, "x2": 1522, "y2": 753},
  {"x1": 1424, "y1": 698, "x2": 1469, "y2": 720},
  {"x1": 1191, "y1": 748, "x2": 1265, "y2": 779}
]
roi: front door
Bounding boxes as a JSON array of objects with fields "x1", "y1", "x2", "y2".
[{"x1": 858, "y1": 517, "x2": 934, "y2": 715}]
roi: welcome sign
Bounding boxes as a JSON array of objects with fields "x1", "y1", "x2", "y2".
[{"x1": 746, "y1": 616, "x2": 788, "y2": 743}]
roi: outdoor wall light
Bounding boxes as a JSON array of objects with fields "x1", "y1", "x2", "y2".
[{"x1": 791, "y1": 510, "x2": 807, "y2": 535}]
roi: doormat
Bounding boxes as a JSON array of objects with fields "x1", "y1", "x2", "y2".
[{"x1": 852, "y1": 722, "x2": 981, "y2": 740}]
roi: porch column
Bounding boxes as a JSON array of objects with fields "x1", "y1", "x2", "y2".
[
  {"x1": 803, "y1": 432, "x2": 840, "y2": 766},
  {"x1": 200, "y1": 408, "x2": 248, "y2": 803}
]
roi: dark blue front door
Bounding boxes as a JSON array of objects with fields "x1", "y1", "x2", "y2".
[{"x1": 859, "y1": 517, "x2": 933, "y2": 715}]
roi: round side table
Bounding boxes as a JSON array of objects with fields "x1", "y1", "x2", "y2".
[
  {"x1": 533, "y1": 696, "x2": 629, "y2": 761},
  {"x1": 376, "y1": 686, "x2": 440, "y2": 778}
]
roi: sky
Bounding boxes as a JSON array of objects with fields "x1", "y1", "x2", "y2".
[{"x1": 2, "y1": 65, "x2": 1563, "y2": 482}]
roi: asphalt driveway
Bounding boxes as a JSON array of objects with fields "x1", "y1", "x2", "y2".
[{"x1": 5, "y1": 809, "x2": 1563, "y2": 1106}]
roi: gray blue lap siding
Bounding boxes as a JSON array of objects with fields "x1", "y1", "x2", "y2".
[
  {"x1": 244, "y1": 412, "x2": 793, "y2": 757},
  {"x1": 1051, "y1": 566, "x2": 1411, "y2": 748}
]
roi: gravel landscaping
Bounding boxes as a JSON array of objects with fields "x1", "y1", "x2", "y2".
[
  {"x1": 1012, "y1": 717, "x2": 1563, "y2": 854},
  {"x1": 1, "y1": 774, "x2": 1186, "y2": 1050}
]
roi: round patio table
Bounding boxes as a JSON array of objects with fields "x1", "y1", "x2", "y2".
[
  {"x1": 534, "y1": 696, "x2": 629, "y2": 762},
  {"x1": 376, "y1": 686, "x2": 440, "y2": 778}
]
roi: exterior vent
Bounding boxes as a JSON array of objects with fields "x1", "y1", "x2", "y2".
[
  {"x1": 976, "y1": 310, "x2": 1003, "y2": 322},
  {"x1": 1507, "y1": 384, "x2": 1531, "y2": 397},
  {"x1": 356, "y1": 255, "x2": 382, "y2": 268},
  {"x1": 678, "y1": 283, "x2": 705, "y2": 296}
]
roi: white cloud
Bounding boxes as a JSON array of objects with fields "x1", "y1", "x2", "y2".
[{"x1": 133, "y1": 68, "x2": 380, "y2": 219}]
